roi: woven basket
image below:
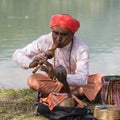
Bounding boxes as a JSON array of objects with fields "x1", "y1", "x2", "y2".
[
  {"x1": 58, "y1": 98, "x2": 75, "y2": 107},
  {"x1": 94, "y1": 105, "x2": 120, "y2": 120}
]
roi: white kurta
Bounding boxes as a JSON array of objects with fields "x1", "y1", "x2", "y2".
[{"x1": 12, "y1": 33, "x2": 89, "y2": 87}]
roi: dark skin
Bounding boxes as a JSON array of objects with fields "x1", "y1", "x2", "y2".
[
  {"x1": 52, "y1": 27, "x2": 73, "y2": 48},
  {"x1": 29, "y1": 27, "x2": 74, "y2": 79}
]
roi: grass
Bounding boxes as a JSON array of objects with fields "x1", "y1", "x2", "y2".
[
  {"x1": 0, "y1": 88, "x2": 48, "y2": 120},
  {"x1": 0, "y1": 88, "x2": 100, "y2": 120}
]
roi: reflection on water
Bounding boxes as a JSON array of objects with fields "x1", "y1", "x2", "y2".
[{"x1": 0, "y1": 0, "x2": 120, "y2": 88}]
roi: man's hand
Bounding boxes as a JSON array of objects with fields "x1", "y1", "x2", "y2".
[
  {"x1": 29, "y1": 59, "x2": 39, "y2": 68},
  {"x1": 29, "y1": 52, "x2": 47, "y2": 68},
  {"x1": 40, "y1": 61, "x2": 55, "y2": 80}
]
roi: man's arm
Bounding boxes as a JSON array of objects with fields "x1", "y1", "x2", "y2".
[
  {"x1": 12, "y1": 33, "x2": 53, "y2": 69},
  {"x1": 12, "y1": 42, "x2": 39, "y2": 69},
  {"x1": 67, "y1": 47, "x2": 89, "y2": 87},
  {"x1": 12, "y1": 36, "x2": 47, "y2": 69}
]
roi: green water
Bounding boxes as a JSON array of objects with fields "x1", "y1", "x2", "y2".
[{"x1": 0, "y1": 0, "x2": 120, "y2": 88}]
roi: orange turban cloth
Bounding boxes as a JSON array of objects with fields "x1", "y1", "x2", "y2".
[{"x1": 50, "y1": 14, "x2": 80, "y2": 34}]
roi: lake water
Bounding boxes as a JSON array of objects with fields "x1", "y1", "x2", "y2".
[{"x1": 0, "y1": 0, "x2": 120, "y2": 89}]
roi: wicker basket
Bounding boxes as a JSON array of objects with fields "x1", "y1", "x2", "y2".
[
  {"x1": 94, "y1": 105, "x2": 120, "y2": 120},
  {"x1": 58, "y1": 98, "x2": 75, "y2": 107}
]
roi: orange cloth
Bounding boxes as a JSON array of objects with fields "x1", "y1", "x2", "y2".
[
  {"x1": 83, "y1": 74, "x2": 104, "y2": 101},
  {"x1": 50, "y1": 14, "x2": 80, "y2": 33},
  {"x1": 27, "y1": 73, "x2": 104, "y2": 101},
  {"x1": 40, "y1": 92, "x2": 84, "y2": 110},
  {"x1": 27, "y1": 73, "x2": 63, "y2": 94}
]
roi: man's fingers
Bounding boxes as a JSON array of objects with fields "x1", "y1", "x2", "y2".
[
  {"x1": 41, "y1": 60, "x2": 52, "y2": 66},
  {"x1": 35, "y1": 52, "x2": 47, "y2": 61},
  {"x1": 29, "y1": 60, "x2": 39, "y2": 68},
  {"x1": 40, "y1": 65, "x2": 48, "y2": 73}
]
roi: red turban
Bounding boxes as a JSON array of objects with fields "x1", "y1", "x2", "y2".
[{"x1": 50, "y1": 14, "x2": 80, "y2": 34}]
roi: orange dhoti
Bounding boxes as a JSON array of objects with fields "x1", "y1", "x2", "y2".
[{"x1": 27, "y1": 73, "x2": 104, "y2": 101}]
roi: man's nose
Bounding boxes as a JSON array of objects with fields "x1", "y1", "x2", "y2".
[{"x1": 56, "y1": 35, "x2": 62, "y2": 42}]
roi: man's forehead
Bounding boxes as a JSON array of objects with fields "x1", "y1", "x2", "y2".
[{"x1": 52, "y1": 27, "x2": 71, "y2": 33}]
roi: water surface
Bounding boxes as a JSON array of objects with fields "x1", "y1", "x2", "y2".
[{"x1": 0, "y1": 0, "x2": 120, "y2": 88}]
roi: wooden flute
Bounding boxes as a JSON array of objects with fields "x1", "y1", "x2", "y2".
[{"x1": 32, "y1": 43, "x2": 58, "y2": 73}]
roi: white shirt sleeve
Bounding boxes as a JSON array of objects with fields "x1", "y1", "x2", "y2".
[
  {"x1": 67, "y1": 49, "x2": 89, "y2": 87},
  {"x1": 66, "y1": 39, "x2": 89, "y2": 87},
  {"x1": 12, "y1": 49, "x2": 32, "y2": 69},
  {"x1": 12, "y1": 34, "x2": 53, "y2": 69},
  {"x1": 12, "y1": 40, "x2": 40, "y2": 69}
]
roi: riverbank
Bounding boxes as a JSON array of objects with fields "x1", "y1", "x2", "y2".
[{"x1": 0, "y1": 88, "x2": 98, "y2": 120}]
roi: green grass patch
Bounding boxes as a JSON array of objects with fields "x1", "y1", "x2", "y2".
[
  {"x1": 0, "y1": 88, "x2": 49, "y2": 120},
  {"x1": 0, "y1": 88, "x2": 100, "y2": 120}
]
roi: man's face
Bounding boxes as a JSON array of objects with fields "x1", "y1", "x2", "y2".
[{"x1": 52, "y1": 27, "x2": 73, "y2": 48}]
